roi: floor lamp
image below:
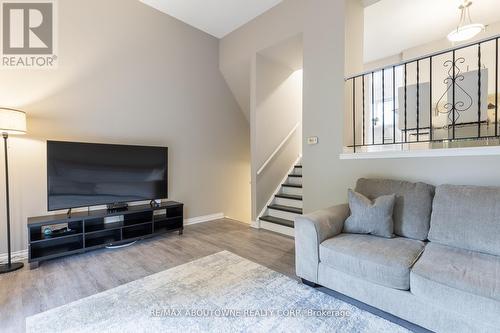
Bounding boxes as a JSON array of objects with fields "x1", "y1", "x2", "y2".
[{"x1": 0, "y1": 108, "x2": 26, "y2": 274}]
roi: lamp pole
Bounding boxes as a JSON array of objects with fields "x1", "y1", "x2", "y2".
[
  {"x1": 0, "y1": 108, "x2": 26, "y2": 273},
  {"x1": 3, "y1": 133, "x2": 11, "y2": 267},
  {"x1": 0, "y1": 132, "x2": 23, "y2": 273}
]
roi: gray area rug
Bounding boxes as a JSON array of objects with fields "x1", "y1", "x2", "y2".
[{"x1": 26, "y1": 251, "x2": 409, "y2": 333}]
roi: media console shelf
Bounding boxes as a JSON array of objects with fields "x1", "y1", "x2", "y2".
[{"x1": 27, "y1": 201, "x2": 183, "y2": 269}]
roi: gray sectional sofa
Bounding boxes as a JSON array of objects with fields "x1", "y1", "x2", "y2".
[{"x1": 295, "y1": 178, "x2": 500, "y2": 333}]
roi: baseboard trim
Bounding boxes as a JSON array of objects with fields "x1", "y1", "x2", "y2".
[
  {"x1": 224, "y1": 217, "x2": 252, "y2": 226},
  {"x1": 250, "y1": 221, "x2": 260, "y2": 229},
  {"x1": 0, "y1": 249, "x2": 28, "y2": 263},
  {"x1": 184, "y1": 212, "x2": 225, "y2": 225},
  {"x1": 0, "y1": 213, "x2": 225, "y2": 261}
]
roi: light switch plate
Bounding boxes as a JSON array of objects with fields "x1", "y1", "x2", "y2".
[{"x1": 307, "y1": 136, "x2": 319, "y2": 145}]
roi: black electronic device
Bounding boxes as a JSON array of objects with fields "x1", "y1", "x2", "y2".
[{"x1": 47, "y1": 141, "x2": 168, "y2": 212}]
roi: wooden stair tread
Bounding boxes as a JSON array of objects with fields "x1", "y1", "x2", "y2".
[
  {"x1": 268, "y1": 204, "x2": 303, "y2": 214},
  {"x1": 275, "y1": 194, "x2": 303, "y2": 201},
  {"x1": 260, "y1": 216, "x2": 294, "y2": 228},
  {"x1": 282, "y1": 183, "x2": 302, "y2": 188}
]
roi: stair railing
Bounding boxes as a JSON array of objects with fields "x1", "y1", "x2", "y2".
[
  {"x1": 257, "y1": 122, "x2": 301, "y2": 176},
  {"x1": 345, "y1": 34, "x2": 499, "y2": 153}
]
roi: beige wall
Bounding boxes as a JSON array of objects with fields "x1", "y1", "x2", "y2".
[
  {"x1": 364, "y1": 54, "x2": 402, "y2": 72},
  {"x1": 302, "y1": 0, "x2": 349, "y2": 212},
  {"x1": 345, "y1": 0, "x2": 365, "y2": 77},
  {"x1": 221, "y1": 1, "x2": 305, "y2": 221},
  {"x1": 253, "y1": 55, "x2": 302, "y2": 219},
  {"x1": 344, "y1": 0, "x2": 365, "y2": 146},
  {"x1": 0, "y1": 0, "x2": 251, "y2": 254},
  {"x1": 219, "y1": 0, "x2": 305, "y2": 121},
  {"x1": 255, "y1": 56, "x2": 302, "y2": 168}
]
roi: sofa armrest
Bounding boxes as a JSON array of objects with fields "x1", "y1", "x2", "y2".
[{"x1": 295, "y1": 204, "x2": 350, "y2": 283}]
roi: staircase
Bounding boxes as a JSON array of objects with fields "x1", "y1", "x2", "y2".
[{"x1": 259, "y1": 164, "x2": 303, "y2": 237}]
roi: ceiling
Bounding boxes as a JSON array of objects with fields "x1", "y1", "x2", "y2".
[
  {"x1": 365, "y1": 0, "x2": 500, "y2": 63},
  {"x1": 140, "y1": 0, "x2": 283, "y2": 38},
  {"x1": 140, "y1": 0, "x2": 500, "y2": 64}
]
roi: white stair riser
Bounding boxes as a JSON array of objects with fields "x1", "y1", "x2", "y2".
[
  {"x1": 267, "y1": 208, "x2": 300, "y2": 221},
  {"x1": 274, "y1": 197, "x2": 303, "y2": 208},
  {"x1": 287, "y1": 177, "x2": 302, "y2": 185},
  {"x1": 293, "y1": 168, "x2": 302, "y2": 176},
  {"x1": 260, "y1": 221, "x2": 295, "y2": 237},
  {"x1": 281, "y1": 187, "x2": 302, "y2": 196}
]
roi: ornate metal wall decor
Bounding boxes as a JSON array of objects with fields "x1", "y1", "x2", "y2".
[{"x1": 435, "y1": 57, "x2": 474, "y2": 125}]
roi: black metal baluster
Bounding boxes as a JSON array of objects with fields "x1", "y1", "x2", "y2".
[
  {"x1": 452, "y1": 50, "x2": 456, "y2": 140},
  {"x1": 343, "y1": 35, "x2": 500, "y2": 150},
  {"x1": 353, "y1": 78, "x2": 356, "y2": 152},
  {"x1": 497, "y1": 38, "x2": 499, "y2": 137},
  {"x1": 416, "y1": 60, "x2": 420, "y2": 142},
  {"x1": 478, "y1": 43, "x2": 482, "y2": 138},
  {"x1": 382, "y1": 69, "x2": 385, "y2": 144},
  {"x1": 372, "y1": 72, "x2": 375, "y2": 145},
  {"x1": 362, "y1": 75, "x2": 366, "y2": 146},
  {"x1": 429, "y1": 57, "x2": 433, "y2": 141},
  {"x1": 393, "y1": 66, "x2": 396, "y2": 144},
  {"x1": 404, "y1": 64, "x2": 408, "y2": 142}
]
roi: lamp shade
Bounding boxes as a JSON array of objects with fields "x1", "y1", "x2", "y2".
[
  {"x1": 447, "y1": 23, "x2": 485, "y2": 42},
  {"x1": 447, "y1": 1, "x2": 485, "y2": 43},
  {"x1": 0, "y1": 108, "x2": 27, "y2": 135}
]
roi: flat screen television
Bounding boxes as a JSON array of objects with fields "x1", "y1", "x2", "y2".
[{"x1": 47, "y1": 141, "x2": 168, "y2": 211}]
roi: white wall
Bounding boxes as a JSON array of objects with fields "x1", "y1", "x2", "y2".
[
  {"x1": 224, "y1": 0, "x2": 500, "y2": 216},
  {"x1": 0, "y1": 0, "x2": 251, "y2": 254},
  {"x1": 252, "y1": 55, "x2": 302, "y2": 219},
  {"x1": 365, "y1": 21, "x2": 500, "y2": 72},
  {"x1": 304, "y1": 2, "x2": 500, "y2": 213}
]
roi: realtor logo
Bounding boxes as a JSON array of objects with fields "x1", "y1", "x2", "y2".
[{"x1": 1, "y1": 0, "x2": 57, "y2": 68}]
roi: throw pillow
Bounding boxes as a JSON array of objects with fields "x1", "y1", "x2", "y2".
[{"x1": 344, "y1": 189, "x2": 396, "y2": 238}]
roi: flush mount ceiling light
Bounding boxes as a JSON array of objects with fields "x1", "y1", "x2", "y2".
[{"x1": 447, "y1": 0, "x2": 485, "y2": 43}]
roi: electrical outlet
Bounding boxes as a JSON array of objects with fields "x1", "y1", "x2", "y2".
[{"x1": 307, "y1": 136, "x2": 319, "y2": 145}]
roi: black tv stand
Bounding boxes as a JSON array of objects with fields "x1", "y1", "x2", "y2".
[{"x1": 27, "y1": 201, "x2": 183, "y2": 269}]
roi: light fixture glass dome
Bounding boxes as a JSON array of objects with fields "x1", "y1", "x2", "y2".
[
  {"x1": 448, "y1": 23, "x2": 485, "y2": 42},
  {"x1": 447, "y1": 1, "x2": 485, "y2": 43}
]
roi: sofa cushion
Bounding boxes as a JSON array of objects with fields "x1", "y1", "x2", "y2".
[
  {"x1": 320, "y1": 233, "x2": 425, "y2": 290},
  {"x1": 429, "y1": 184, "x2": 500, "y2": 256},
  {"x1": 355, "y1": 178, "x2": 434, "y2": 241},
  {"x1": 344, "y1": 190, "x2": 395, "y2": 238},
  {"x1": 411, "y1": 242, "x2": 500, "y2": 302}
]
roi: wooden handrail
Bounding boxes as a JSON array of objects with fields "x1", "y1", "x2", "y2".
[{"x1": 257, "y1": 122, "x2": 301, "y2": 176}]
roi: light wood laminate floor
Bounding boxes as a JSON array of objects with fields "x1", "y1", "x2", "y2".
[{"x1": 0, "y1": 219, "x2": 295, "y2": 333}]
